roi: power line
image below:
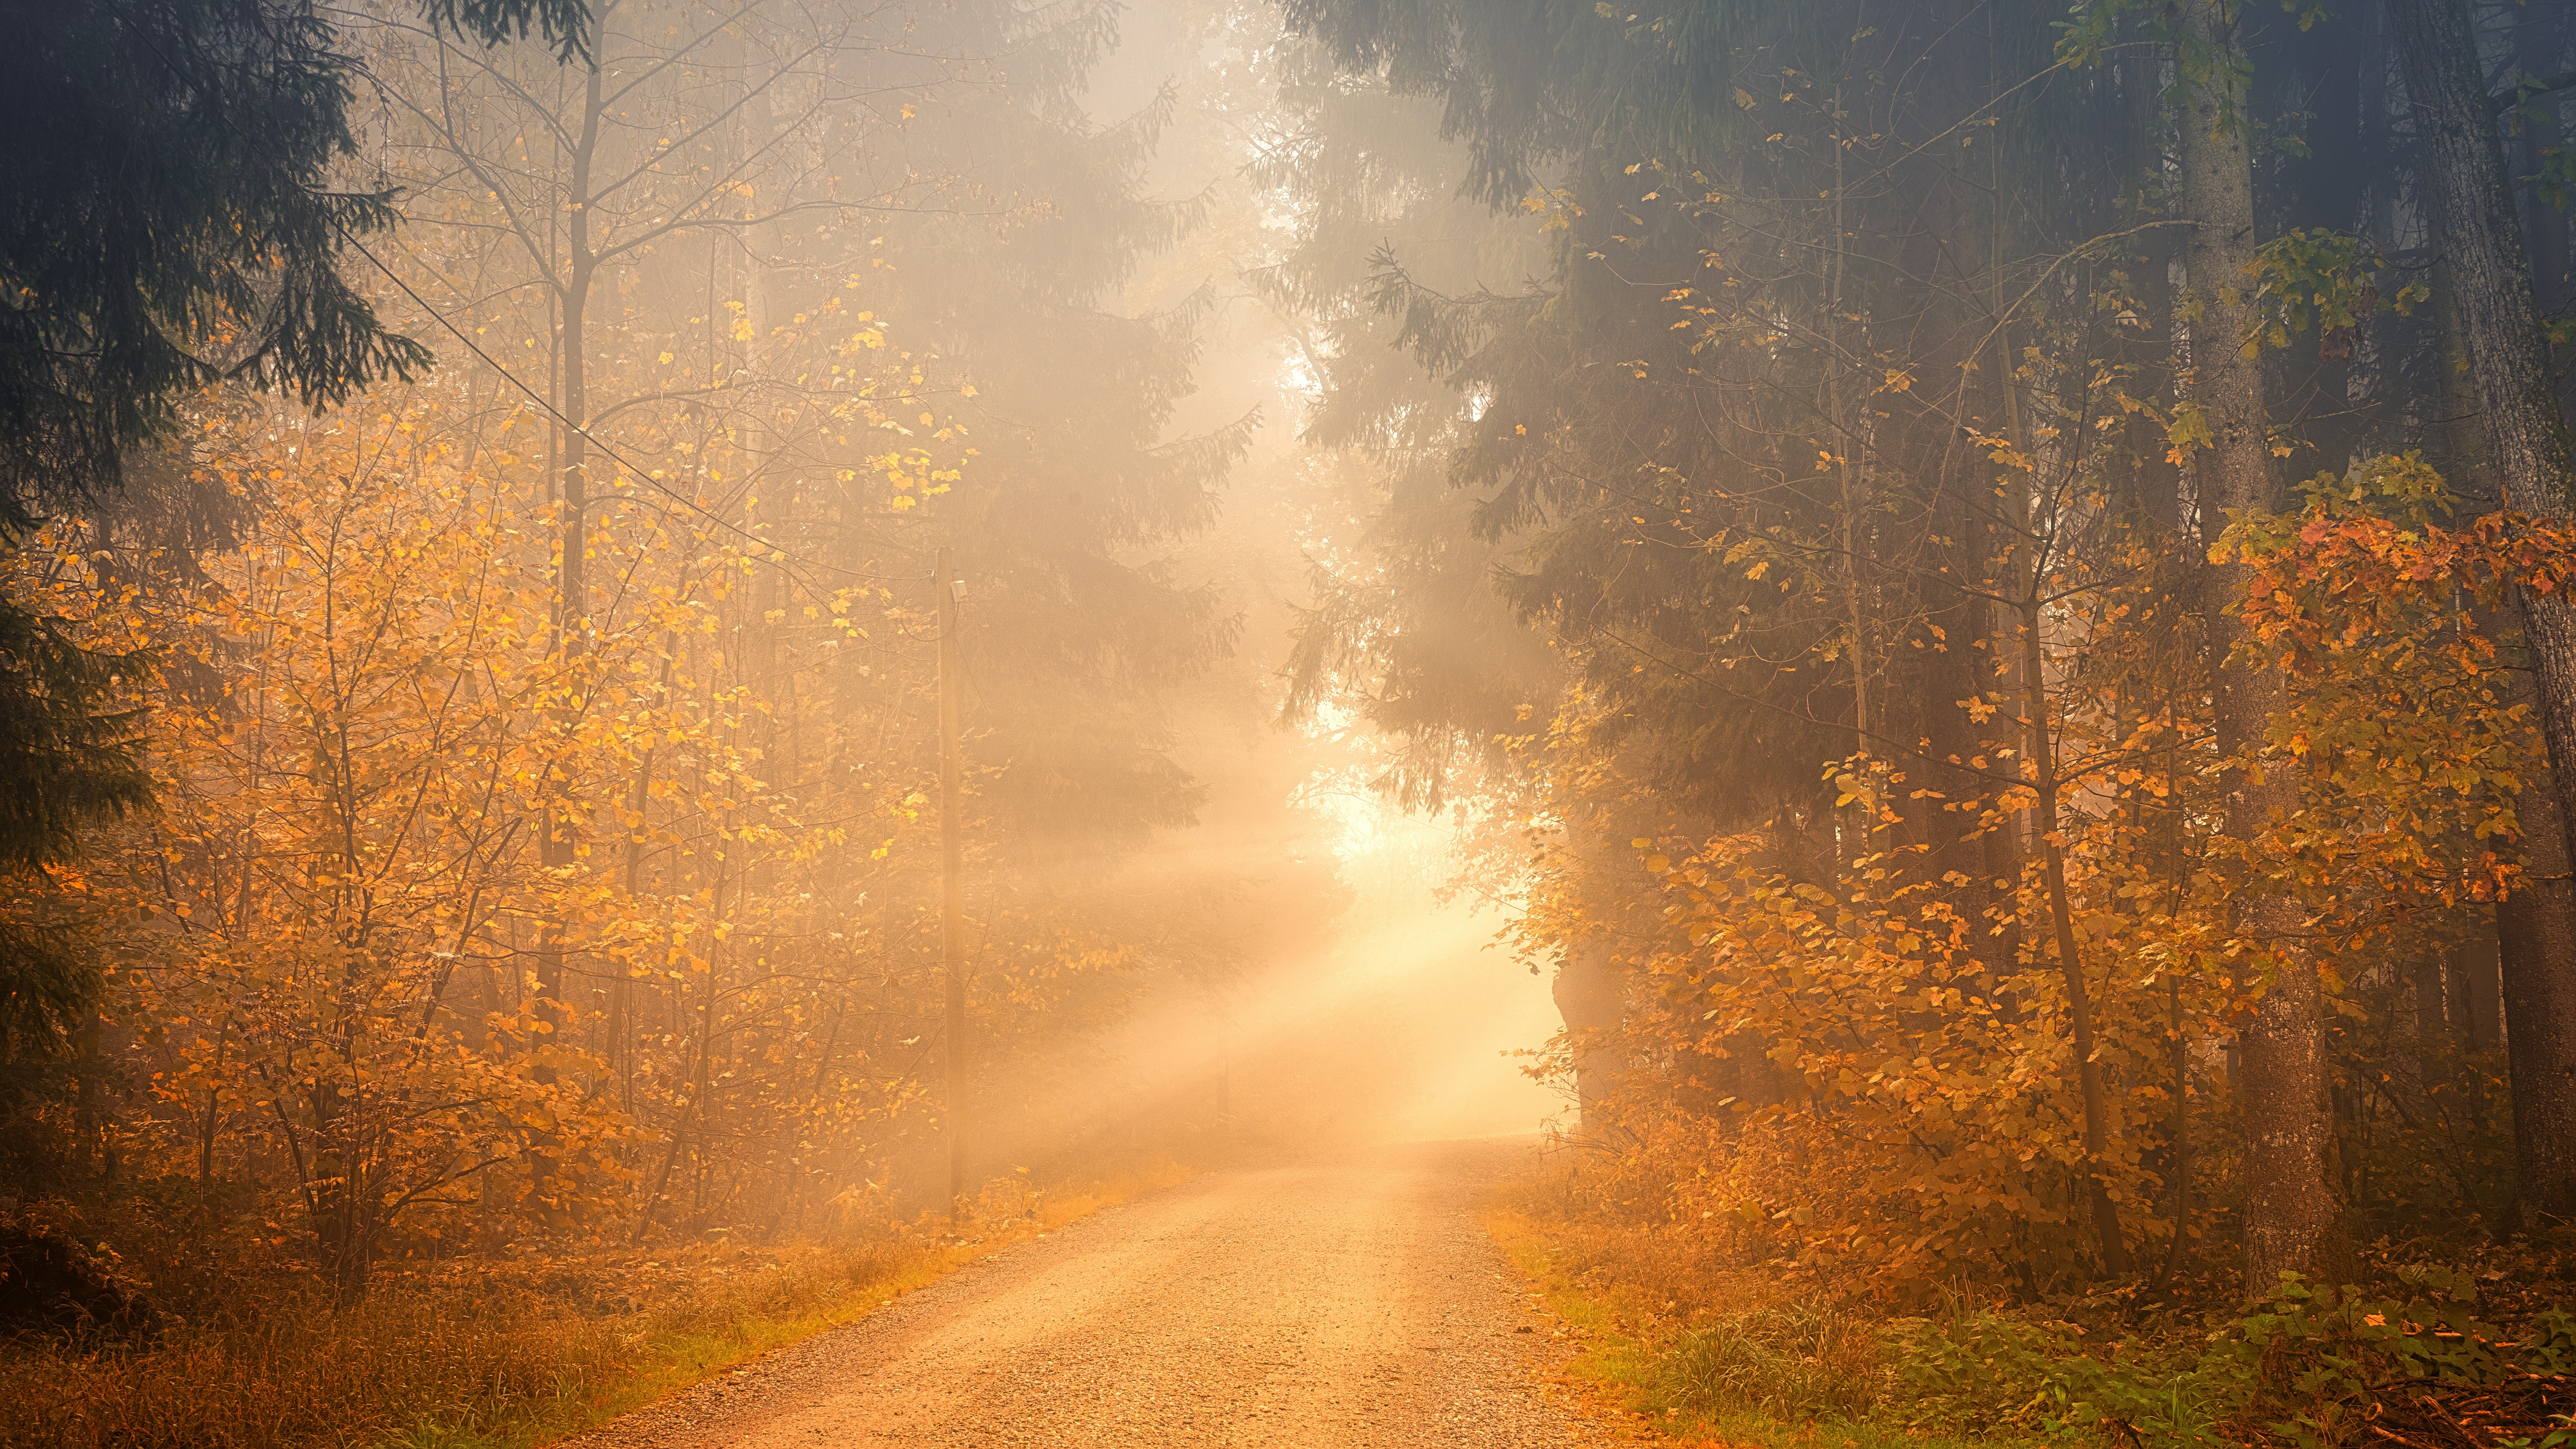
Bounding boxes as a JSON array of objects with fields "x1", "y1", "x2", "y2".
[{"x1": 123, "y1": 13, "x2": 914, "y2": 590}]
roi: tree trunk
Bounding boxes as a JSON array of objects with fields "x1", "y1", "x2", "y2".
[
  {"x1": 305, "y1": 1084, "x2": 374, "y2": 1304},
  {"x1": 1553, "y1": 939, "x2": 1623, "y2": 1131},
  {"x1": 2389, "y1": 0, "x2": 2576, "y2": 1226},
  {"x1": 1992, "y1": 198, "x2": 2129, "y2": 1270},
  {"x1": 2019, "y1": 595, "x2": 2128, "y2": 1274},
  {"x1": 1556, "y1": 811, "x2": 1628, "y2": 1130},
  {"x1": 2497, "y1": 774, "x2": 2576, "y2": 1223},
  {"x1": 2173, "y1": 0, "x2": 2338, "y2": 1293},
  {"x1": 2453, "y1": 924, "x2": 2504, "y2": 1051},
  {"x1": 529, "y1": 59, "x2": 603, "y2": 1231}
]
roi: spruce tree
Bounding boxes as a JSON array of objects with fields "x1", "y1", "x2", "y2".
[{"x1": 0, "y1": 0, "x2": 588, "y2": 1048}]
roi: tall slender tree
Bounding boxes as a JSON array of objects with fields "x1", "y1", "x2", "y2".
[
  {"x1": 2387, "y1": 0, "x2": 2576, "y2": 1225},
  {"x1": 2168, "y1": 0, "x2": 2338, "y2": 1290}
]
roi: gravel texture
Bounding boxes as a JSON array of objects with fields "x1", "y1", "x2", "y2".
[{"x1": 562, "y1": 1138, "x2": 1608, "y2": 1447}]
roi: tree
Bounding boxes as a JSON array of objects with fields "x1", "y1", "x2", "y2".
[
  {"x1": 0, "y1": 0, "x2": 587, "y2": 1143},
  {"x1": 121, "y1": 392, "x2": 670, "y2": 1297},
  {"x1": 346, "y1": 0, "x2": 1270, "y2": 1221},
  {"x1": 2164, "y1": 0, "x2": 2337, "y2": 1291},
  {"x1": 2385, "y1": 0, "x2": 2576, "y2": 1227},
  {"x1": 0, "y1": 0, "x2": 586, "y2": 515},
  {"x1": 1275, "y1": 0, "x2": 2565, "y2": 1293},
  {"x1": 1279, "y1": 0, "x2": 2150, "y2": 1263}
]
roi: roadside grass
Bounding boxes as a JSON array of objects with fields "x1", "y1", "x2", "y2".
[
  {"x1": 1488, "y1": 1208, "x2": 2036, "y2": 1449},
  {"x1": 1490, "y1": 1181, "x2": 2576, "y2": 1449},
  {"x1": 0, "y1": 1155, "x2": 1188, "y2": 1449}
]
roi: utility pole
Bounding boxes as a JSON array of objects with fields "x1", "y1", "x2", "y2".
[{"x1": 937, "y1": 549, "x2": 967, "y2": 1228}]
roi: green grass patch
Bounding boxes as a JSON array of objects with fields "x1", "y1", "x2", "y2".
[
  {"x1": 1489, "y1": 1207, "x2": 2031, "y2": 1449},
  {"x1": 1488, "y1": 1206, "x2": 2576, "y2": 1449}
]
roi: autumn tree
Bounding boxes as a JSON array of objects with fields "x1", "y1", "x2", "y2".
[
  {"x1": 1274, "y1": 0, "x2": 2576, "y2": 1293},
  {"x1": 0, "y1": 0, "x2": 593, "y2": 1199}
]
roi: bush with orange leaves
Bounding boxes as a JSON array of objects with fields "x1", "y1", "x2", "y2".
[{"x1": 1516, "y1": 454, "x2": 2559, "y2": 1300}]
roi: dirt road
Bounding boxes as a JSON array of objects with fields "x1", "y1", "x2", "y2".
[{"x1": 565, "y1": 1138, "x2": 1605, "y2": 1447}]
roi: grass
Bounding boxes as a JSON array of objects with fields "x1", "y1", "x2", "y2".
[
  {"x1": 1486, "y1": 1208, "x2": 2044, "y2": 1449},
  {"x1": 0, "y1": 1155, "x2": 1189, "y2": 1449},
  {"x1": 1488, "y1": 1190, "x2": 2576, "y2": 1449}
]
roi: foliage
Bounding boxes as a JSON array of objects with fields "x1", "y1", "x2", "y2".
[
  {"x1": 1898, "y1": 1270, "x2": 2576, "y2": 1449},
  {"x1": 1500, "y1": 1184, "x2": 2576, "y2": 1449},
  {"x1": 1280, "y1": 0, "x2": 2576, "y2": 1324},
  {"x1": 0, "y1": 0, "x2": 584, "y2": 519},
  {"x1": 0, "y1": 0, "x2": 599, "y2": 1217},
  {"x1": 0, "y1": 0, "x2": 1305, "y2": 1326},
  {"x1": 1471, "y1": 450, "x2": 2560, "y2": 1300},
  {"x1": 2241, "y1": 230, "x2": 2426, "y2": 359},
  {"x1": 0, "y1": 609, "x2": 153, "y2": 877}
]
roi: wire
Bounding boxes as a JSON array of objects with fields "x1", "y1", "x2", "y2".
[
  {"x1": 116, "y1": 10, "x2": 915, "y2": 589},
  {"x1": 334, "y1": 223, "x2": 921, "y2": 588}
]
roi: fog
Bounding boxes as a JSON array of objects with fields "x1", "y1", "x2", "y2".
[
  {"x1": 18, "y1": 0, "x2": 2576, "y2": 1414},
  {"x1": 0, "y1": 0, "x2": 1577, "y2": 1282},
  {"x1": 1034, "y1": 2, "x2": 1568, "y2": 1150}
]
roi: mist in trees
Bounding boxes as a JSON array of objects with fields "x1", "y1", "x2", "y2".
[
  {"x1": 0, "y1": 0, "x2": 1570, "y2": 1319},
  {"x1": 1268, "y1": 0, "x2": 2576, "y2": 1299},
  {"x1": 1, "y1": 0, "x2": 2573, "y2": 1341}
]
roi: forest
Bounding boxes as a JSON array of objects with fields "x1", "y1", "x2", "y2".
[{"x1": 1, "y1": 0, "x2": 2575, "y2": 1443}]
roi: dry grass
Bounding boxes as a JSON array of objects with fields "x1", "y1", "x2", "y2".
[
  {"x1": 1488, "y1": 1155, "x2": 1790, "y2": 1320},
  {"x1": 0, "y1": 1155, "x2": 1189, "y2": 1449},
  {"x1": 1486, "y1": 1162, "x2": 2034, "y2": 1449}
]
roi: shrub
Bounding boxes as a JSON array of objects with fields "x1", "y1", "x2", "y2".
[{"x1": 1894, "y1": 1270, "x2": 2576, "y2": 1449}]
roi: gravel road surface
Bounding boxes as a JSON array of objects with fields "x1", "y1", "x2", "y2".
[{"x1": 563, "y1": 1138, "x2": 1606, "y2": 1447}]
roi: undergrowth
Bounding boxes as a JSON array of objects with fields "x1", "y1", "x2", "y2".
[
  {"x1": 0, "y1": 1154, "x2": 1186, "y2": 1449},
  {"x1": 1491, "y1": 1166, "x2": 2576, "y2": 1449}
]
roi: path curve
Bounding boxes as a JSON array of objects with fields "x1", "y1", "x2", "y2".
[{"x1": 564, "y1": 1138, "x2": 1604, "y2": 1447}]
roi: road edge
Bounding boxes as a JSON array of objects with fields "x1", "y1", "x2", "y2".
[{"x1": 387, "y1": 1159, "x2": 1192, "y2": 1449}]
